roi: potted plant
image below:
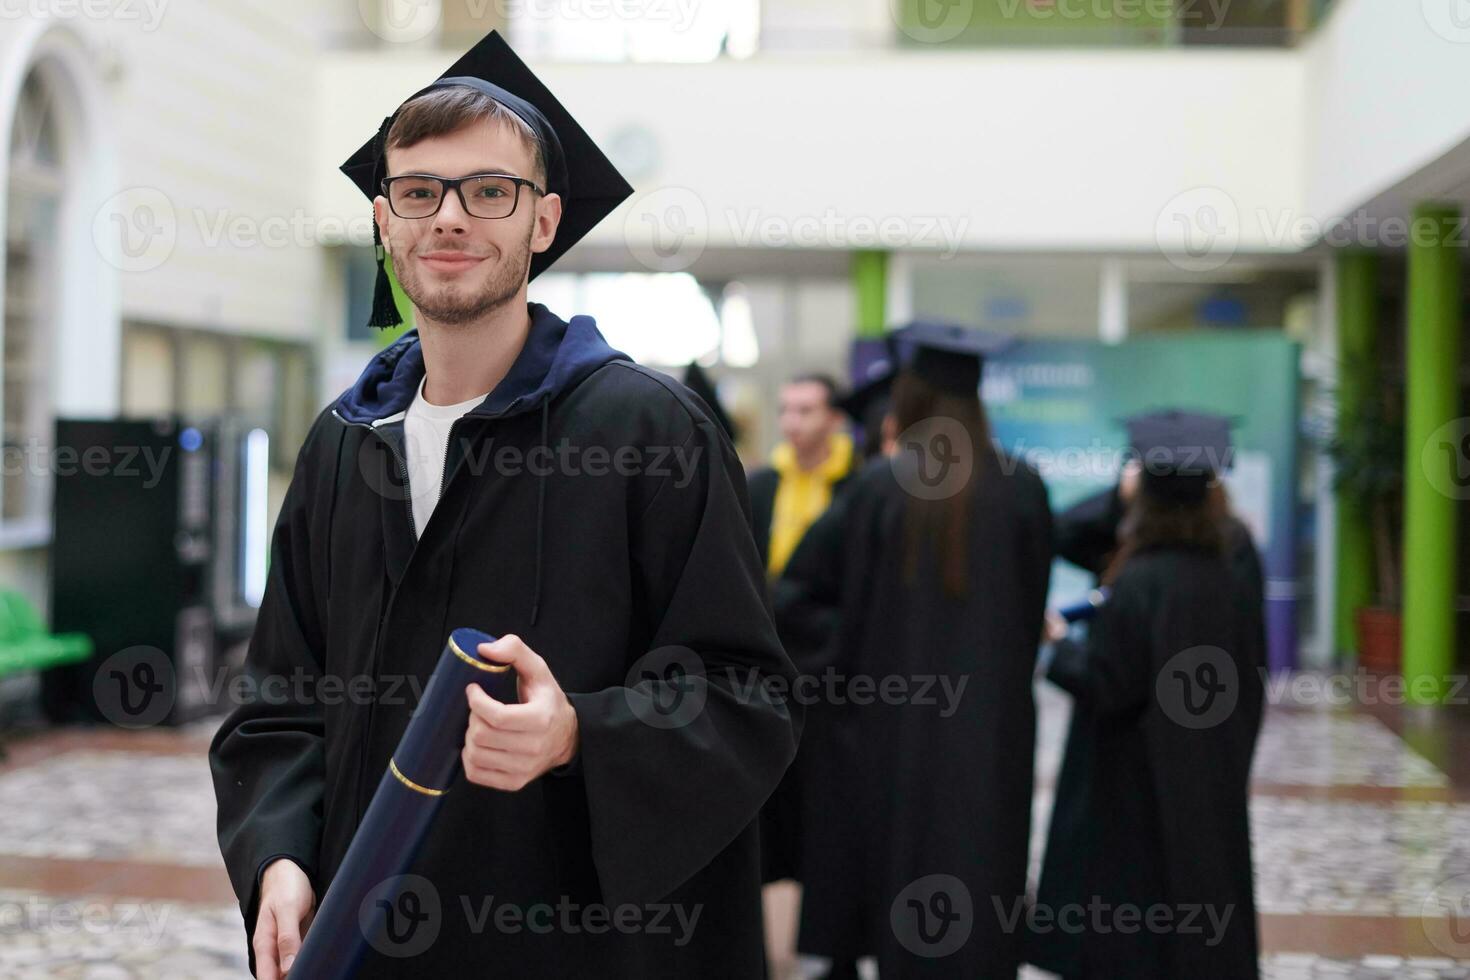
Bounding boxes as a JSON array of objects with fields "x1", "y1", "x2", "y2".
[{"x1": 1326, "y1": 375, "x2": 1404, "y2": 673}]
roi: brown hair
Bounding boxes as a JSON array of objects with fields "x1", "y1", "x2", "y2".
[
  {"x1": 786, "y1": 373, "x2": 841, "y2": 409},
  {"x1": 890, "y1": 370, "x2": 993, "y2": 600},
  {"x1": 1103, "y1": 481, "x2": 1229, "y2": 585},
  {"x1": 386, "y1": 86, "x2": 547, "y2": 187}
]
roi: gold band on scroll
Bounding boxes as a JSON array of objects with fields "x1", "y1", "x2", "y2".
[
  {"x1": 389, "y1": 757, "x2": 448, "y2": 797},
  {"x1": 449, "y1": 636, "x2": 513, "y2": 673}
]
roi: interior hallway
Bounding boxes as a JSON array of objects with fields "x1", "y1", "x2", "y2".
[{"x1": 4, "y1": 674, "x2": 1470, "y2": 977}]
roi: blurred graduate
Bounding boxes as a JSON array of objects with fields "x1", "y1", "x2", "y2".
[
  {"x1": 757, "y1": 359, "x2": 897, "y2": 903},
  {"x1": 774, "y1": 322, "x2": 1053, "y2": 978},
  {"x1": 1031, "y1": 410, "x2": 1266, "y2": 980},
  {"x1": 208, "y1": 30, "x2": 799, "y2": 980},
  {"x1": 748, "y1": 373, "x2": 859, "y2": 582}
]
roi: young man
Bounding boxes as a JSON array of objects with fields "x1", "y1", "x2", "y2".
[
  {"x1": 747, "y1": 374, "x2": 856, "y2": 579},
  {"x1": 209, "y1": 31, "x2": 799, "y2": 979}
]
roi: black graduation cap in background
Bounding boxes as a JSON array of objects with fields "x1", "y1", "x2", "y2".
[
  {"x1": 840, "y1": 331, "x2": 900, "y2": 424},
  {"x1": 1124, "y1": 409, "x2": 1236, "y2": 501},
  {"x1": 682, "y1": 362, "x2": 739, "y2": 442},
  {"x1": 839, "y1": 362, "x2": 897, "y2": 461},
  {"x1": 340, "y1": 29, "x2": 634, "y2": 329},
  {"x1": 837, "y1": 362, "x2": 897, "y2": 425},
  {"x1": 893, "y1": 320, "x2": 1015, "y2": 395}
]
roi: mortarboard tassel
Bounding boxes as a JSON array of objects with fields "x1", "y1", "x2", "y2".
[{"x1": 368, "y1": 216, "x2": 402, "y2": 329}]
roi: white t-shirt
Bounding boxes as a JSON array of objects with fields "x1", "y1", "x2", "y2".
[{"x1": 404, "y1": 376, "x2": 489, "y2": 538}]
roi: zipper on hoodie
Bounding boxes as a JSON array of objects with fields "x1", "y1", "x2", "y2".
[
  {"x1": 330, "y1": 391, "x2": 540, "y2": 824},
  {"x1": 439, "y1": 417, "x2": 460, "y2": 509},
  {"x1": 330, "y1": 406, "x2": 417, "y2": 822}
]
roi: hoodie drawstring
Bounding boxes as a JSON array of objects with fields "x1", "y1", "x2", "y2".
[{"x1": 529, "y1": 398, "x2": 548, "y2": 626}]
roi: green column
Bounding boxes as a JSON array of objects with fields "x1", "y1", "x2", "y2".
[
  {"x1": 852, "y1": 250, "x2": 888, "y2": 339},
  {"x1": 1334, "y1": 251, "x2": 1378, "y2": 661},
  {"x1": 1402, "y1": 204, "x2": 1462, "y2": 703}
]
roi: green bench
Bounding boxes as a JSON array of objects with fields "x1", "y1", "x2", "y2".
[
  {"x1": 0, "y1": 590, "x2": 92, "y2": 676},
  {"x1": 0, "y1": 590, "x2": 92, "y2": 756}
]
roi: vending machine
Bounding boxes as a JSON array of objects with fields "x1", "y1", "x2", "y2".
[{"x1": 45, "y1": 417, "x2": 269, "y2": 726}]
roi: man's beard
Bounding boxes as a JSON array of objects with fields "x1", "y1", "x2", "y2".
[{"x1": 394, "y1": 227, "x2": 534, "y2": 327}]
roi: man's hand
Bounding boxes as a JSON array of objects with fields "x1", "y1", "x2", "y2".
[
  {"x1": 1043, "y1": 610, "x2": 1070, "y2": 645},
  {"x1": 254, "y1": 858, "x2": 315, "y2": 979},
  {"x1": 1119, "y1": 458, "x2": 1142, "y2": 504},
  {"x1": 462, "y1": 634, "x2": 579, "y2": 791}
]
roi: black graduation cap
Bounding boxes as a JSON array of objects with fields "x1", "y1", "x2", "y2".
[
  {"x1": 837, "y1": 362, "x2": 897, "y2": 425},
  {"x1": 340, "y1": 29, "x2": 634, "y2": 329},
  {"x1": 839, "y1": 363, "x2": 897, "y2": 460},
  {"x1": 682, "y1": 361, "x2": 739, "y2": 442},
  {"x1": 894, "y1": 320, "x2": 1015, "y2": 395},
  {"x1": 1124, "y1": 409, "x2": 1236, "y2": 501}
]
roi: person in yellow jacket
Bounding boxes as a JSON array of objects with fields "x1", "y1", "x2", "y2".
[{"x1": 748, "y1": 374, "x2": 857, "y2": 579}]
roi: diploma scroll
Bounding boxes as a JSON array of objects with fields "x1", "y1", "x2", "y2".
[
  {"x1": 1058, "y1": 588, "x2": 1111, "y2": 624},
  {"x1": 287, "y1": 627, "x2": 515, "y2": 979}
]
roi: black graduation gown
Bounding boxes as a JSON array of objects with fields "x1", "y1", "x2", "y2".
[
  {"x1": 769, "y1": 489, "x2": 865, "y2": 959},
  {"x1": 1053, "y1": 485, "x2": 1125, "y2": 578},
  {"x1": 208, "y1": 305, "x2": 800, "y2": 979},
  {"x1": 1030, "y1": 486, "x2": 1123, "y2": 973},
  {"x1": 1035, "y1": 542, "x2": 1265, "y2": 980},
  {"x1": 774, "y1": 450, "x2": 1053, "y2": 977},
  {"x1": 751, "y1": 456, "x2": 856, "y2": 884}
]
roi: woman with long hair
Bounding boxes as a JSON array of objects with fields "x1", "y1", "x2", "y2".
[
  {"x1": 1031, "y1": 410, "x2": 1266, "y2": 980},
  {"x1": 775, "y1": 322, "x2": 1053, "y2": 979}
]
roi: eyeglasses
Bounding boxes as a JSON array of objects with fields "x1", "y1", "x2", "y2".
[{"x1": 380, "y1": 173, "x2": 545, "y2": 220}]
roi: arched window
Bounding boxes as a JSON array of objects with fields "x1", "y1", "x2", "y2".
[{"x1": 3, "y1": 67, "x2": 63, "y2": 530}]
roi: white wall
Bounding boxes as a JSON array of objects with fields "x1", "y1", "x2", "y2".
[
  {"x1": 312, "y1": 3, "x2": 1470, "y2": 262},
  {"x1": 0, "y1": 3, "x2": 329, "y2": 402},
  {"x1": 313, "y1": 47, "x2": 1308, "y2": 258},
  {"x1": 1301, "y1": 0, "x2": 1470, "y2": 224},
  {"x1": 85, "y1": 2, "x2": 325, "y2": 342}
]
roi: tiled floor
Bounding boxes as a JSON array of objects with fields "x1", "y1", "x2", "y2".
[
  {"x1": 1028, "y1": 682, "x2": 1470, "y2": 978},
  {"x1": 0, "y1": 723, "x2": 247, "y2": 977},
  {"x1": 6, "y1": 675, "x2": 1470, "y2": 977}
]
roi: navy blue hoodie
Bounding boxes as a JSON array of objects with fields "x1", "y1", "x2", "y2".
[{"x1": 210, "y1": 303, "x2": 800, "y2": 978}]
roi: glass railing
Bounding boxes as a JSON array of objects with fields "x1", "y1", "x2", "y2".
[
  {"x1": 892, "y1": 0, "x2": 1331, "y2": 49},
  {"x1": 329, "y1": 0, "x2": 1342, "y2": 57}
]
